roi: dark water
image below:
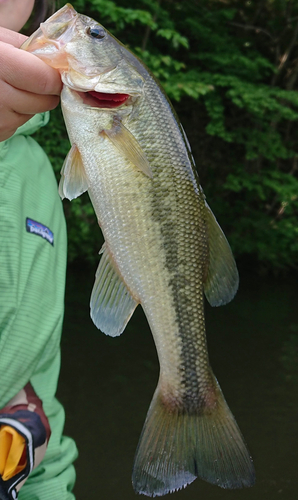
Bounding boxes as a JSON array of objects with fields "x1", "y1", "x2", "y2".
[{"x1": 57, "y1": 265, "x2": 298, "y2": 500}]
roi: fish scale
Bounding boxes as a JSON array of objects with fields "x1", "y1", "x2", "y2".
[
  {"x1": 134, "y1": 77, "x2": 211, "y2": 400},
  {"x1": 23, "y1": 3, "x2": 255, "y2": 496}
]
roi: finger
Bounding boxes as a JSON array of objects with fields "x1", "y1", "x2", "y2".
[
  {"x1": 1, "y1": 79, "x2": 60, "y2": 115},
  {"x1": 0, "y1": 112, "x2": 35, "y2": 142},
  {"x1": 0, "y1": 42, "x2": 62, "y2": 96},
  {"x1": 0, "y1": 27, "x2": 27, "y2": 47}
]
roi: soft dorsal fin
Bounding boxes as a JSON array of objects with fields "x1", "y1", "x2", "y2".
[
  {"x1": 103, "y1": 119, "x2": 153, "y2": 178},
  {"x1": 59, "y1": 144, "x2": 89, "y2": 200},
  {"x1": 203, "y1": 203, "x2": 239, "y2": 306},
  {"x1": 90, "y1": 244, "x2": 138, "y2": 336}
]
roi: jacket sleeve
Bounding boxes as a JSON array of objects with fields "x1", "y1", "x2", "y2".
[{"x1": 0, "y1": 383, "x2": 51, "y2": 500}]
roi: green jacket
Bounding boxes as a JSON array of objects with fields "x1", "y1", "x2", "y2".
[{"x1": 0, "y1": 114, "x2": 77, "y2": 500}]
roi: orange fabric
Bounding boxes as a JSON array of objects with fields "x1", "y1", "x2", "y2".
[{"x1": 0, "y1": 425, "x2": 27, "y2": 480}]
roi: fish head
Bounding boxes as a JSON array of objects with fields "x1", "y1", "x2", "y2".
[{"x1": 22, "y1": 3, "x2": 144, "y2": 98}]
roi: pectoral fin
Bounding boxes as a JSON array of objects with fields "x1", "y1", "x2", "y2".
[
  {"x1": 59, "y1": 144, "x2": 89, "y2": 200},
  {"x1": 203, "y1": 203, "x2": 239, "y2": 306},
  {"x1": 90, "y1": 244, "x2": 138, "y2": 336},
  {"x1": 103, "y1": 120, "x2": 153, "y2": 178}
]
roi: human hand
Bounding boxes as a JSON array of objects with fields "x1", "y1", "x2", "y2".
[
  {"x1": 0, "y1": 383, "x2": 51, "y2": 500},
  {"x1": 0, "y1": 27, "x2": 62, "y2": 142}
]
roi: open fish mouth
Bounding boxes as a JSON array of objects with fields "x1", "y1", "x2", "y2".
[{"x1": 78, "y1": 90, "x2": 130, "y2": 108}]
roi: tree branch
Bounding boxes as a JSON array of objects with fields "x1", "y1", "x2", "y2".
[
  {"x1": 227, "y1": 21, "x2": 274, "y2": 40},
  {"x1": 286, "y1": 58, "x2": 298, "y2": 89},
  {"x1": 271, "y1": 20, "x2": 298, "y2": 86},
  {"x1": 141, "y1": 0, "x2": 161, "y2": 52}
]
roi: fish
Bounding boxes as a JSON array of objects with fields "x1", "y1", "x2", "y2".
[{"x1": 22, "y1": 4, "x2": 255, "y2": 496}]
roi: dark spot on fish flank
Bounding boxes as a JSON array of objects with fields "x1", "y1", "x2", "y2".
[
  {"x1": 179, "y1": 378, "x2": 219, "y2": 413},
  {"x1": 177, "y1": 320, "x2": 210, "y2": 392},
  {"x1": 156, "y1": 208, "x2": 173, "y2": 223},
  {"x1": 162, "y1": 245, "x2": 179, "y2": 266},
  {"x1": 159, "y1": 381, "x2": 218, "y2": 415},
  {"x1": 159, "y1": 222, "x2": 176, "y2": 241}
]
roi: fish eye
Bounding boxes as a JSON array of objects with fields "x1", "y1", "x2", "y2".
[{"x1": 86, "y1": 26, "x2": 105, "y2": 39}]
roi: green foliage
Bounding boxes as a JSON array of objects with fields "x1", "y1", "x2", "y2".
[
  {"x1": 223, "y1": 166, "x2": 298, "y2": 269},
  {"x1": 156, "y1": 28, "x2": 189, "y2": 49},
  {"x1": 34, "y1": 0, "x2": 298, "y2": 272},
  {"x1": 67, "y1": 0, "x2": 157, "y2": 30}
]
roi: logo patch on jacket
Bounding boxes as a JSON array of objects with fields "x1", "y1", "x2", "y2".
[{"x1": 26, "y1": 218, "x2": 54, "y2": 246}]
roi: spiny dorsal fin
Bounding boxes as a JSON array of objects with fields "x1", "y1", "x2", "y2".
[
  {"x1": 203, "y1": 203, "x2": 239, "y2": 306},
  {"x1": 103, "y1": 118, "x2": 153, "y2": 178},
  {"x1": 90, "y1": 244, "x2": 138, "y2": 336},
  {"x1": 59, "y1": 143, "x2": 89, "y2": 200}
]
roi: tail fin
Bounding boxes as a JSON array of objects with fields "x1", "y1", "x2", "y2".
[{"x1": 132, "y1": 377, "x2": 255, "y2": 497}]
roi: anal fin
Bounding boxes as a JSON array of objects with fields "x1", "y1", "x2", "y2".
[{"x1": 90, "y1": 244, "x2": 138, "y2": 336}]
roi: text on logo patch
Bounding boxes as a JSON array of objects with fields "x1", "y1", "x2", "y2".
[{"x1": 26, "y1": 218, "x2": 54, "y2": 246}]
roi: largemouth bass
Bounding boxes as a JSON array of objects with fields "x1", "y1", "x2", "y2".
[{"x1": 23, "y1": 4, "x2": 255, "y2": 496}]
